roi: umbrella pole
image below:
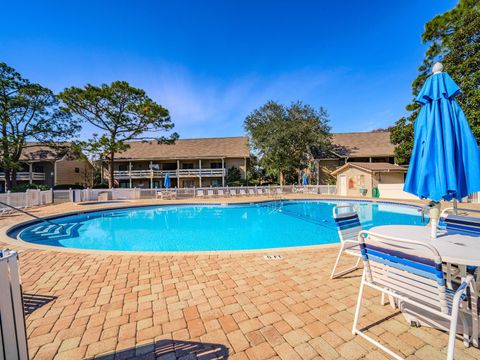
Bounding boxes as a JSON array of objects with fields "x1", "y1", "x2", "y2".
[{"x1": 429, "y1": 201, "x2": 441, "y2": 239}]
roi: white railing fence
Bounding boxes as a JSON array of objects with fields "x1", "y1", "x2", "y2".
[
  {"x1": 0, "y1": 250, "x2": 29, "y2": 360},
  {"x1": 53, "y1": 184, "x2": 337, "y2": 203},
  {"x1": 0, "y1": 190, "x2": 52, "y2": 209}
]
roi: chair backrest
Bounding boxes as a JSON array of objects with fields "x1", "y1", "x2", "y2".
[
  {"x1": 441, "y1": 208, "x2": 480, "y2": 235},
  {"x1": 358, "y1": 230, "x2": 448, "y2": 313},
  {"x1": 229, "y1": 189, "x2": 236, "y2": 195},
  {"x1": 218, "y1": 189, "x2": 224, "y2": 196},
  {"x1": 207, "y1": 190, "x2": 214, "y2": 196},
  {"x1": 248, "y1": 189, "x2": 255, "y2": 195},
  {"x1": 197, "y1": 190, "x2": 204, "y2": 196},
  {"x1": 333, "y1": 205, "x2": 361, "y2": 244},
  {"x1": 239, "y1": 189, "x2": 246, "y2": 195}
]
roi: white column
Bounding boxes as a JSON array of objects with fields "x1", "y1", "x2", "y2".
[
  {"x1": 150, "y1": 161, "x2": 153, "y2": 188},
  {"x1": 222, "y1": 158, "x2": 225, "y2": 186},
  {"x1": 199, "y1": 159, "x2": 202, "y2": 188},
  {"x1": 176, "y1": 160, "x2": 180, "y2": 188},
  {"x1": 28, "y1": 163, "x2": 33, "y2": 184},
  {"x1": 128, "y1": 161, "x2": 132, "y2": 188}
]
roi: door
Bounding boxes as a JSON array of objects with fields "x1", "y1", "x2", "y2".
[{"x1": 339, "y1": 175, "x2": 347, "y2": 196}]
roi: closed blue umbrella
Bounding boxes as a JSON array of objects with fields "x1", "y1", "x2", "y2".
[
  {"x1": 302, "y1": 173, "x2": 308, "y2": 186},
  {"x1": 404, "y1": 63, "x2": 480, "y2": 236},
  {"x1": 163, "y1": 174, "x2": 171, "y2": 189}
]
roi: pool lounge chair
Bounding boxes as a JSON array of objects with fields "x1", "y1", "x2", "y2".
[
  {"x1": 229, "y1": 189, "x2": 237, "y2": 197},
  {"x1": 196, "y1": 189, "x2": 205, "y2": 198},
  {"x1": 207, "y1": 189, "x2": 214, "y2": 197},
  {"x1": 353, "y1": 230, "x2": 473, "y2": 360},
  {"x1": 330, "y1": 205, "x2": 362, "y2": 279},
  {"x1": 217, "y1": 189, "x2": 225, "y2": 197},
  {"x1": 256, "y1": 188, "x2": 264, "y2": 196},
  {"x1": 239, "y1": 189, "x2": 247, "y2": 196},
  {"x1": 248, "y1": 188, "x2": 255, "y2": 196}
]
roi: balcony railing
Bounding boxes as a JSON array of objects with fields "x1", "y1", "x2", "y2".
[
  {"x1": 114, "y1": 169, "x2": 225, "y2": 179},
  {"x1": 0, "y1": 172, "x2": 45, "y2": 181}
]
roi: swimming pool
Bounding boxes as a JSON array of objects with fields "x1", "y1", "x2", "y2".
[{"x1": 11, "y1": 200, "x2": 424, "y2": 252}]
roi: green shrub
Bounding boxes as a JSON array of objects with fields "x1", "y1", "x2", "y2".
[
  {"x1": 11, "y1": 183, "x2": 49, "y2": 192},
  {"x1": 53, "y1": 184, "x2": 85, "y2": 190},
  {"x1": 93, "y1": 183, "x2": 109, "y2": 189}
]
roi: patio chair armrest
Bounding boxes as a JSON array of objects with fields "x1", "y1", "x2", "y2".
[{"x1": 453, "y1": 274, "x2": 475, "y2": 302}]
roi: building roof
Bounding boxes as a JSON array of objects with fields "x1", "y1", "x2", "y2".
[
  {"x1": 19, "y1": 143, "x2": 71, "y2": 161},
  {"x1": 331, "y1": 131, "x2": 395, "y2": 158},
  {"x1": 331, "y1": 162, "x2": 407, "y2": 175},
  {"x1": 115, "y1": 136, "x2": 250, "y2": 160}
]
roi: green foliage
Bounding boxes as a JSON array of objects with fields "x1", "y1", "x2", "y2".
[
  {"x1": 226, "y1": 166, "x2": 241, "y2": 185},
  {"x1": 244, "y1": 101, "x2": 331, "y2": 184},
  {"x1": 11, "y1": 183, "x2": 49, "y2": 193},
  {"x1": 53, "y1": 184, "x2": 85, "y2": 190},
  {"x1": 390, "y1": 0, "x2": 480, "y2": 164},
  {"x1": 0, "y1": 62, "x2": 79, "y2": 190},
  {"x1": 59, "y1": 81, "x2": 178, "y2": 187},
  {"x1": 93, "y1": 183, "x2": 109, "y2": 189}
]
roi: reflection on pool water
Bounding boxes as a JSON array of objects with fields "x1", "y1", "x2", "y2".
[{"x1": 13, "y1": 200, "x2": 424, "y2": 252}]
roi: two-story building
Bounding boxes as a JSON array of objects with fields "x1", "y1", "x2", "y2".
[
  {"x1": 317, "y1": 131, "x2": 396, "y2": 183},
  {"x1": 0, "y1": 143, "x2": 94, "y2": 192},
  {"x1": 106, "y1": 136, "x2": 250, "y2": 188}
]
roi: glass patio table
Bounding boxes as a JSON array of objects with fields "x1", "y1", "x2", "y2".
[{"x1": 369, "y1": 225, "x2": 480, "y2": 347}]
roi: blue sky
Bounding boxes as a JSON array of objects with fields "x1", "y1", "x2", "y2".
[{"x1": 1, "y1": 0, "x2": 457, "y2": 139}]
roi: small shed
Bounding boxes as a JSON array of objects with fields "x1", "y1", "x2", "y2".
[{"x1": 331, "y1": 162, "x2": 408, "y2": 198}]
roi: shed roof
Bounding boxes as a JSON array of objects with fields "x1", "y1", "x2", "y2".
[{"x1": 331, "y1": 162, "x2": 407, "y2": 175}]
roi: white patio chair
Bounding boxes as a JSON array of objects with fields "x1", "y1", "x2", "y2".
[
  {"x1": 239, "y1": 189, "x2": 247, "y2": 196},
  {"x1": 330, "y1": 205, "x2": 362, "y2": 279},
  {"x1": 353, "y1": 230, "x2": 474, "y2": 360},
  {"x1": 207, "y1": 189, "x2": 214, "y2": 197},
  {"x1": 440, "y1": 207, "x2": 480, "y2": 345},
  {"x1": 196, "y1": 189, "x2": 205, "y2": 198},
  {"x1": 229, "y1": 189, "x2": 237, "y2": 197},
  {"x1": 256, "y1": 188, "x2": 264, "y2": 196},
  {"x1": 248, "y1": 188, "x2": 255, "y2": 196},
  {"x1": 217, "y1": 189, "x2": 225, "y2": 197}
]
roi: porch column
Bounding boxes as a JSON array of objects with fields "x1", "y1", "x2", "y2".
[
  {"x1": 222, "y1": 158, "x2": 225, "y2": 186},
  {"x1": 128, "y1": 161, "x2": 132, "y2": 188},
  {"x1": 28, "y1": 163, "x2": 33, "y2": 184},
  {"x1": 149, "y1": 161, "x2": 153, "y2": 188},
  {"x1": 199, "y1": 159, "x2": 202, "y2": 188},
  {"x1": 176, "y1": 160, "x2": 180, "y2": 188}
]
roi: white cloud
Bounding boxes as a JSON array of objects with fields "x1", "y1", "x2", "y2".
[{"x1": 147, "y1": 65, "x2": 339, "y2": 138}]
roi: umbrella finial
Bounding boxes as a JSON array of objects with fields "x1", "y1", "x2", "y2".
[{"x1": 432, "y1": 62, "x2": 444, "y2": 74}]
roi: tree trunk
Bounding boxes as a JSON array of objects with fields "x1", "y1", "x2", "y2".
[
  {"x1": 4, "y1": 169, "x2": 12, "y2": 191},
  {"x1": 279, "y1": 171, "x2": 284, "y2": 186},
  {"x1": 109, "y1": 152, "x2": 115, "y2": 188},
  {"x1": 11, "y1": 169, "x2": 17, "y2": 188}
]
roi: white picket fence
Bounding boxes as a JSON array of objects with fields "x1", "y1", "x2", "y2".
[
  {"x1": 54, "y1": 185, "x2": 337, "y2": 203},
  {"x1": 0, "y1": 190, "x2": 53, "y2": 209},
  {"x1": 0, "y1": 251, "x2": 28, "y2": 360}
]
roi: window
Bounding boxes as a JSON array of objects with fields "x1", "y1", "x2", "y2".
[
  {"x1": 183, "y1": 180, "x2": 194, "y2": 188},
  {"x1": 118, "y1": 164, "x2": 128, "y2": 171},
  {"x1": 33, "y1": 165, "x2": 44, "y2": 173},
  {"x1": 163, "y1": 163, "x2": 177, "y2": 170},
  {"x1": 182, "y1": 163, "x2": 194, "y2": 169},
  {"x1": 210, "y1": 162, "x2": 223, "y2": 169},
  {"x1": 120, "y1": 182, "x2": 129, "y2": 188},
  {"x1": 211, "y1": 179, "x2": 223, "y2": 187},
  {"x1": 74, "y1": 167, "x2": 80, "y2": 173}
]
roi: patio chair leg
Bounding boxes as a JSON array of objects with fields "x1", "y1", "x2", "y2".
[
  {"x1": 459, "y1": 312, "x2": 470, "y2": 348},
  {"x1": 330, "y1": 247, "x2": 360, "y2": 279},
  {"x1": 447, "y1": 300, "x2": 459, "y2": 360},
  {"x1": 352, "y1": 273, "x2": 365, "y2": 335}
]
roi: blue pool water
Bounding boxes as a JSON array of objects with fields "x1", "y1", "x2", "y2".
[{"x1": 13, "y1": 200, "x2": 424, "y2": 252}]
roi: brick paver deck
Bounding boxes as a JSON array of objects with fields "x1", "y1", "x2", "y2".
[{"x1": 2, "y1": 197, "x2": 480, "y2": 359}]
